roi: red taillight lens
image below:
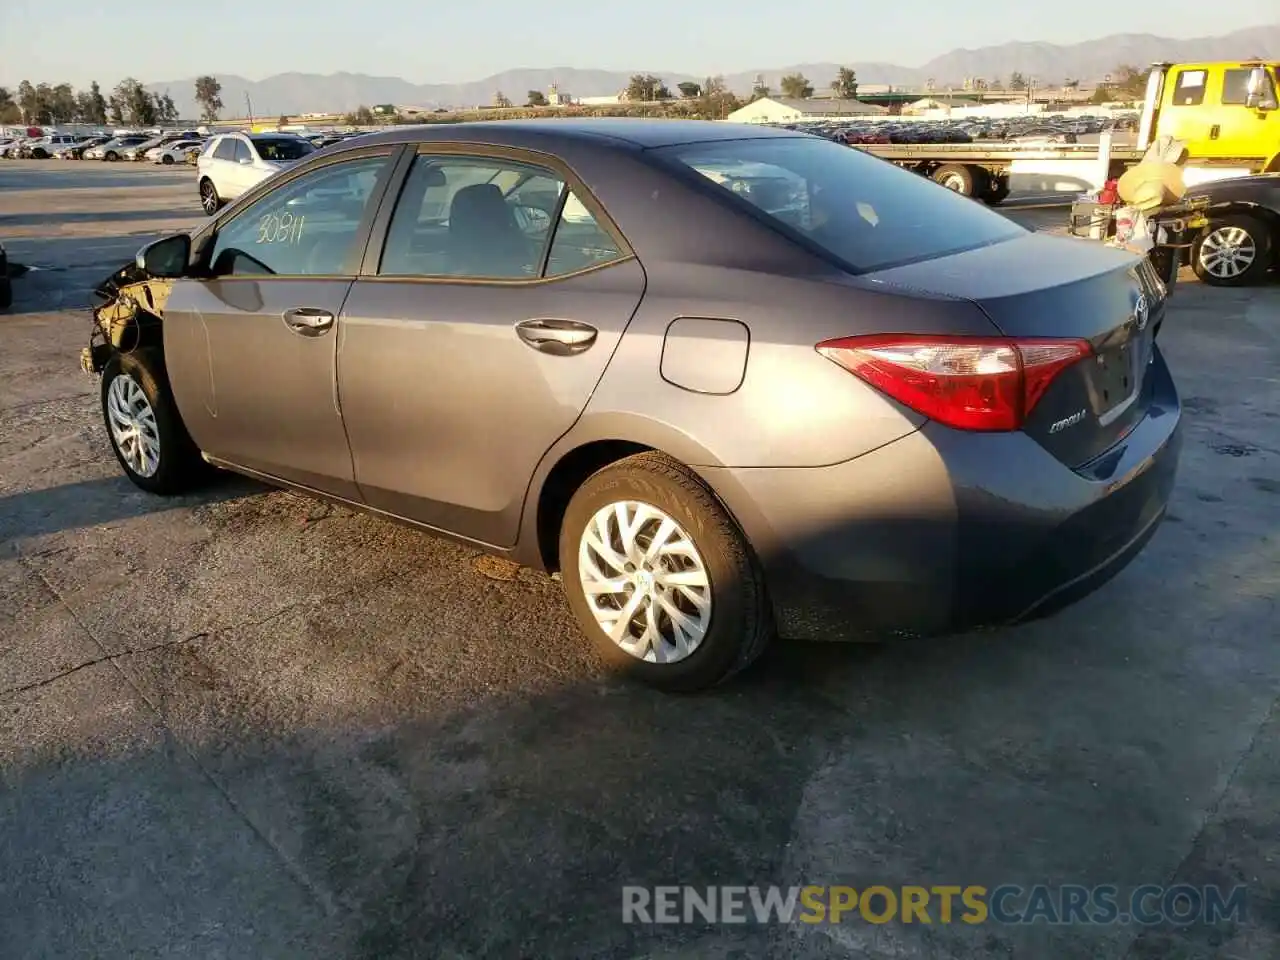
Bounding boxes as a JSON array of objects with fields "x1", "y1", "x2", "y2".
[{"x1": 816, "y1": 334, "x2": 1091, "y2": 431}]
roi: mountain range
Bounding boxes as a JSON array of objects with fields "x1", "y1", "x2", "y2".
[{"x1": 146, "y1": 23, "x2": 1280, "y2": 118}]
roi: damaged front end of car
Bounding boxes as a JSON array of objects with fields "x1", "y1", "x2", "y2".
[{"x1": 80, "y1": 260, "x2": 174, "y2": 376}]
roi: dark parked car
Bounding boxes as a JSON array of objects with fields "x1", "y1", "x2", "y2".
[
  {"x1": 1185, "y1": 173, "x2": 1280, "y2": 286},
  {"x1": 85, "y1": 120, "x2": 1182, "y2": 691},
  {"x1": 0, "y1": 241, "x2": 11, "y2": 310}
]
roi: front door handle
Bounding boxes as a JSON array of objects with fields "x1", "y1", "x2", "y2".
[
  {"x1": 515, "y1": 318, "x2": 598, "y2": 356},
  {"x1": 1209, "y1": 124, "x2": 1220, "y2": 140},
  {"x1": 283, "y1": 307, "x2": 335, "y2": 337}
]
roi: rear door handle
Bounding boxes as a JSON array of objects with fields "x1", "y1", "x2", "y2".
[
  {"x1": 1209, "y1": 124, "x2": 1220, "y2": 140},
  {"x1": 515, "y1": 318, "x2": 598, "y2": 356},
  {"x1": 283, "y1": 307, "x2": 335, "y2": 337}
]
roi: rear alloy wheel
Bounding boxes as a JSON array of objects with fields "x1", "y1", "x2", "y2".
[
  {"x1": 161, "y1": 154, "x2": 175, "y2": 165},
  {"x1": 199, "y1": 178, "x2": 222, "y2": 215},
  {"x1": 101, "y1": 350, "x2": 206, "y2": 495},
  {"x1": 1193, "y1": 215, "x2": 1271, "y2": 287},
  {"x1": 559, "y1": 452, "x2": 771, "y2": 692}
]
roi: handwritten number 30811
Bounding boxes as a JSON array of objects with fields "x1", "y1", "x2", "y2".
[{"x1": 257, "y1": 212, "x2": 305, "y2": 244}]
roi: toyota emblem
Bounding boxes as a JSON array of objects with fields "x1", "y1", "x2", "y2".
[{"x1": 1134, "y1": 294, "x2": 1149, "y2": 331}]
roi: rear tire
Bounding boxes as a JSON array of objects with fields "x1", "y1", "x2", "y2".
[
  {"x1": 161, "y1": 154, "x2": 174, "y2": 165},
  {"x1": 933, "y1": 163, "x2": 984, "y2": 197},
  {"x1": 982, "y1": 177, "x2": 1011, "y2": 206},
  {"x1": 558, "y1": 452, "x2": 772, "y2": 692},
  {"x1": 1192, "y1": 214, "x2": 1272, "y2": 287},
  {"x1": 101, "y1": 350, "x2": 207, "y2": 495},
  {"x1": 199, "y1": 178, "x2": 222, "y2": 215},
  {"x1": 105, "y1": 151, "x2": 118, "y2": 162}
]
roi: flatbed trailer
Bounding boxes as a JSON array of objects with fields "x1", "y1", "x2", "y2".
[
  {"x1": 842, "y1": 60, "x2": 1280, "y2": 204},
  {"x1": 852, "y1": 140, "x2": 1147, "y2": 204}
]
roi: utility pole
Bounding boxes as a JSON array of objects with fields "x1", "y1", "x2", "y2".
[{"x1": 245, "y1": 92, "x2": 254, "y2": 125}]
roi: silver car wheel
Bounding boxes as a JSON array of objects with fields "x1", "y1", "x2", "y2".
[
  {"x1": 578, "y1": 500, "x2": 712, "y2": 664},
  {"x1": 1198, "y1": 226, "x2": 1256, "y2": 279},
  {"x1": 106, "y1": 374, "x2": 161, "y2": 478},
  {"x1": 200, "y1": 180, "x2": 218, "y2": 215}
]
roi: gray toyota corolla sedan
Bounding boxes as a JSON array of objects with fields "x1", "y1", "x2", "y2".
[{"x1": 87, "y1": 119, "x2": 1182, "y2": 691}]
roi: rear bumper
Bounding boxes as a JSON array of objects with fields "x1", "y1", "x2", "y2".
[{"x1": 701, "y1": 347, "x2": 1183, "y2": 640}]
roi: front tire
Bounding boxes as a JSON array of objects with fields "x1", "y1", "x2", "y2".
[
  {"x1": 101, "y1": 350, "x2": 206, "y2": 495},
  {"x1": 161, "y1": 154, "x2": 175, "y2": 165},
  {"x1": 105, "y1": 151, "x2": 118, "y2": 162},
  {"x1": 1192, "y1": 214, "x2": 1272, "y2": 287},
  {"x1": 559, "y1": 452, "x2": 772, "y2": 692},
  {"x1": 199, "y1": 178, "x2": 222, "y2": 215}
]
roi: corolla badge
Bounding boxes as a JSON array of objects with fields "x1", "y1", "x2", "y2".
[
  {"x1": 1049, "y1": 409, "x2": 1088, "y2": 434},
  {"x1": 1134, "y1": 293, "x2": 1149, "y2": 331}
]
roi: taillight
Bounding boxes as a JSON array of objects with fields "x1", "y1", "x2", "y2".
[{"x1": 816, "y1": 334, "x2": 1091, "y2": 432}]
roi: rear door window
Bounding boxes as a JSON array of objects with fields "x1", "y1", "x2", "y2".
[
  {"x1": 377, "y1": 155, "x2": 627, "y2": 280},
  {"x1": 378, "y1": 155, "x2": 563, "y2": 279}
]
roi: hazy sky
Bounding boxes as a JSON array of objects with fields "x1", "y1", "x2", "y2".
[{"x1": 1, "y1": 0, "x2": 1275, "y2": 88}]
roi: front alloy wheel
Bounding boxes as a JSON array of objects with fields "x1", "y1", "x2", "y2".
[
  {"x1": 199, "y1": 179, "x2": 220, "y2": 215},
  {"x1": 106, "y1": 373, "x2": 161, "y2": 478},
  {"x1": 100, "y1": 350, "x2": 206, "y2": 495}
]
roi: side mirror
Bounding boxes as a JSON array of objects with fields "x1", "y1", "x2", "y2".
[
  {"x1": 136, "y1": 234, "x2": 190, "y2": 278},
  {"x1": 1245, "y1": 66, "x2": 1277, "y2": 110},
  {"x1": 238, "y1": 154, "x2": 254, "y2": 164}
]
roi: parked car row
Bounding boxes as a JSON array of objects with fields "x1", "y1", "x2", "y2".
[
  {"x1": 786, "y1": 112, "x2": 1141, "y2": 146},
  {"x1": 2, "y1": 128, "x2": 367, "y2": 170}
]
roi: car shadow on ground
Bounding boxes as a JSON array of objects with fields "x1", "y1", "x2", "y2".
[{"x1": 0, "y1": 474, "x2": 262, "y2": 542}]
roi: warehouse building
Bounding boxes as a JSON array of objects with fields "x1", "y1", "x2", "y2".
[{"x1": 726, "y1": 97, "x2": 889, "y2": 124}]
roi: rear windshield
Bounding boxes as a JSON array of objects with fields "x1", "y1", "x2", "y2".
[
  {"x1": 252, "y1": 137, "x2": 315, "y2": 162},
  {"x1": 657, "y1": 136, "x2": 1024, "y2": 272}
]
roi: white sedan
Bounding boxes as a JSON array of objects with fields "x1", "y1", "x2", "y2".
[{"x1": 150, "y1": 140, "x2": 205, "y2": 165}]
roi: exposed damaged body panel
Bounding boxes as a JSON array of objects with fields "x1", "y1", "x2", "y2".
[{"x1": 82, "y1": 261, "x2": 174, "y2": 374}]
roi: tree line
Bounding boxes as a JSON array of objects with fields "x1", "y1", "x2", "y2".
[
  {"x1": 0, "y1": 79, "x2": 177, "y2": 126},
  {"x1": 0, "y1": 75, "x2": 226, "y2": 127},
  {"x1": 612, "y1": 67, "x2": 860, "y2": 105}
]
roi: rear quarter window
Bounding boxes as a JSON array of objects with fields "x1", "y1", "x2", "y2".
[{"x1": 658, "y1": 136, "x2": 1024, "y2": 273}]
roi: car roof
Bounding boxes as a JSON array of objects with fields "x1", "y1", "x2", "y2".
[{"x1": 351, "y1": 118, "x2": 807, "y2": 151}]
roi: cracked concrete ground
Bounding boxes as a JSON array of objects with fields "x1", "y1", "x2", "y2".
[{"x1": 1, "y1": 159, "x2": 1278, "y2": 959}]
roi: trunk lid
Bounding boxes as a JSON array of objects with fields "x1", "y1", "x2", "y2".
[{"x1": 865, "y1": 232, "x2": 1168, "y2": 468}]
